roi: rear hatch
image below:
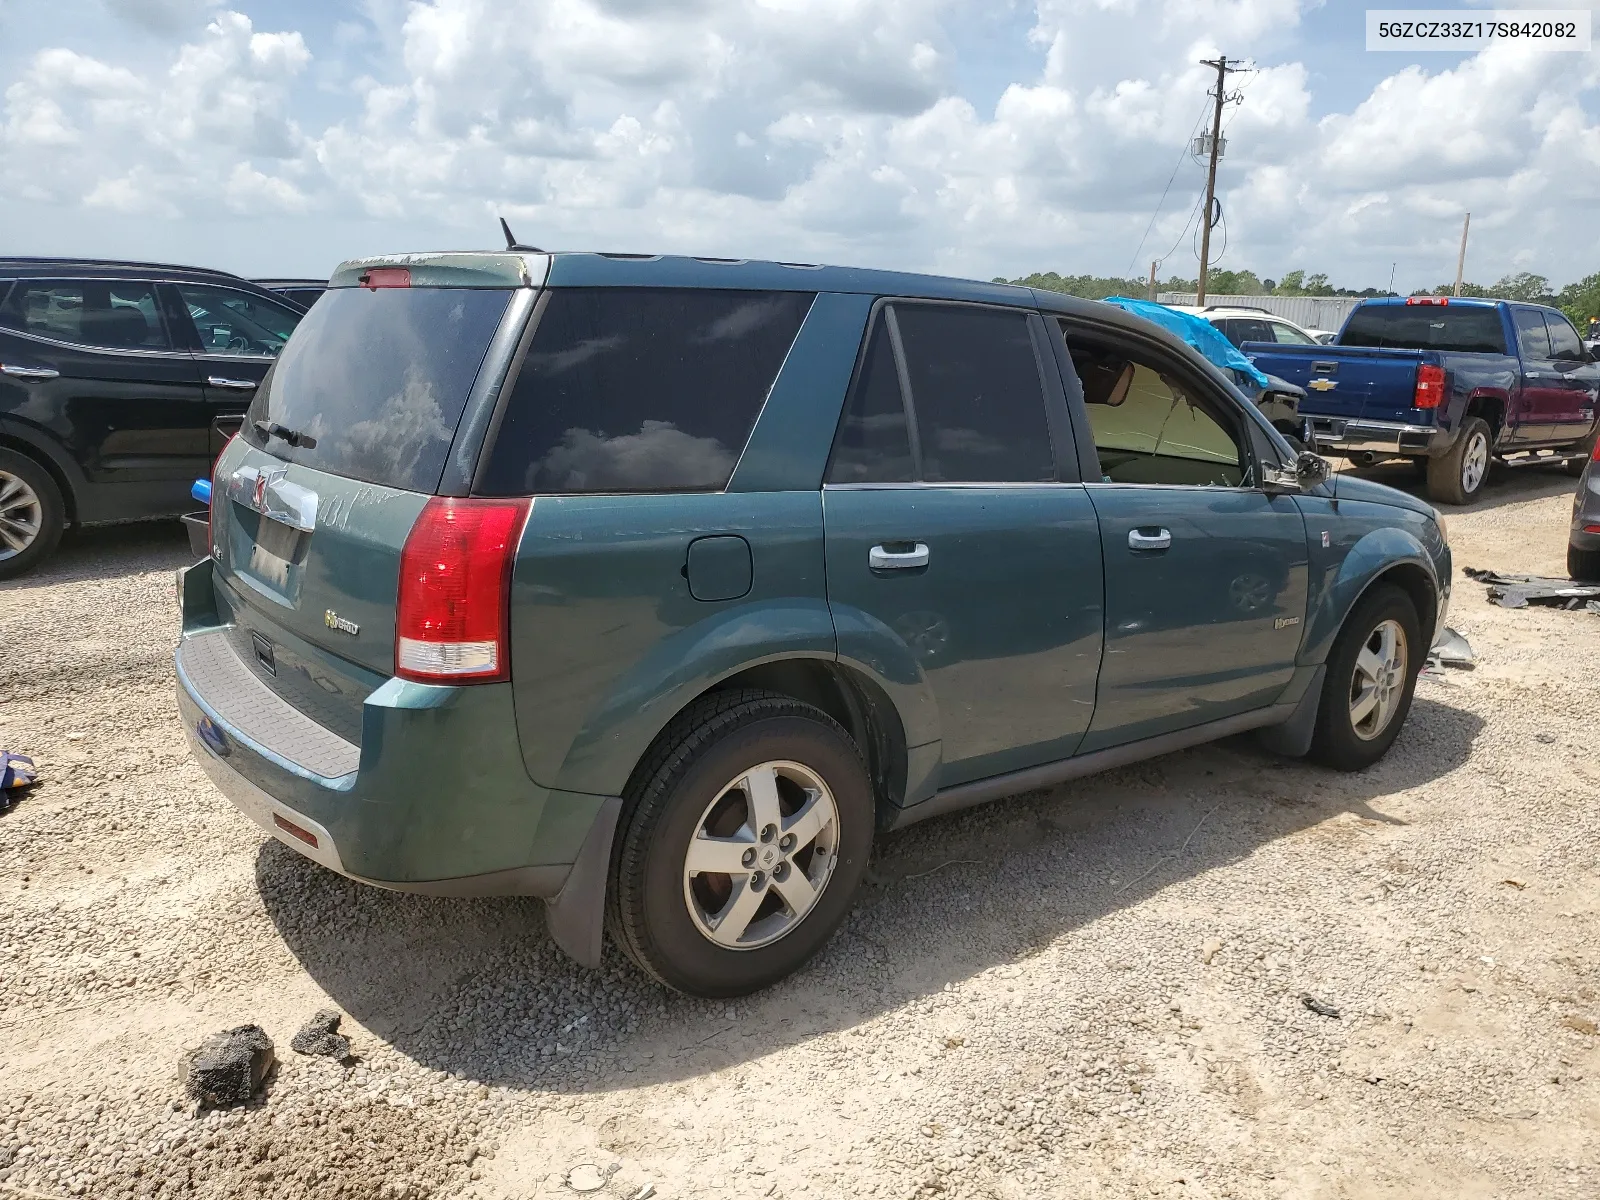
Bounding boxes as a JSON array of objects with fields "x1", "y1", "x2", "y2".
[
  {"x1": 1238, "y1": 342, "x2": 1426, "y2": 421},
  {"x1": 209, "y1": 256, "x2": 539, "y2": 740}
]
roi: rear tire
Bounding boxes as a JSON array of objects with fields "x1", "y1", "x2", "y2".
[
  {"x1": 0, "y1": 448, "x2": 65, "y2": 580},
  {"x1": 607, "y1": 689, "x2": 874, "y2": 997},
  {"x1": 1569, "y1": 544, "x2": 1600, "y2": 582},
  {"x1": 1426, "y1": 417, "x2": 1491, "y2": 506},
  {"x1": 1564, "y1": 429, "x2": 1597, "y2": 477},
  {"x1": 1309, "y1": 584, "x2": 1423, "y2": 771}
]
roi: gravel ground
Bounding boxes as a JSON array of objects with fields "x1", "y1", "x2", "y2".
[{"x1": 1, "y1": 467, "x2": 1597, "y2": 1200}]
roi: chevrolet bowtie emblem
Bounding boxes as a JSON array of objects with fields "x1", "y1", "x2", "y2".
[{"x1": 1307, "y1": 379, "x2": 1338, "y2": 391}]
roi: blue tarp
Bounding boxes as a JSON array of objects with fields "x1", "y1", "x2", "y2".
[{"x1": 1101, "y1": 296, "x2": 1272, "y2": 389}]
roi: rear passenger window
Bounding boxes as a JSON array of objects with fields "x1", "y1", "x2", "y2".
[
  {"x1": 826, "y1": 318, "x2": 915, "y2": 483},
  {"x1": 0, "y1": 279, "x2": 169, "y2": 350},
  {"x1": 478, "y1": 289, "x2": 814, "y2": 495},
  {"x1": 892, "y1": 305, "x2": 1054, "y2": 483},
  {"x1": 1513, "y1": 308, "x2": 1551, "y2": 359}
]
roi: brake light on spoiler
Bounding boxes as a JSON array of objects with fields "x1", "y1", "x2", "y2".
[
  {"x1": 396, "y1": 497, "x2": 530, "y2": 683},
  {"x1": 1406, "y1": 297, "x2": 1449, "y2": 306},
  {"x1": 359, "y1": 267, "x2": 411, "y2": 289}
]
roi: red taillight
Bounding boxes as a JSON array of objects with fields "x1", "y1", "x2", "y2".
[
  {"x1": 209, "y1": 433, "x2": 238, "y2": 556},
  {"x1": 1414, "y1": 363, "x2": 1447, "y2": 409},
  {"x1": 1592, "y1": 438, "x2": 1600, "y2": 463},
  {"x1": 360, "y1": 267, "x2": 411, "y2": 289},
  {"x1": 396, "y1": 497, "x2": 529, "y2": 683},
  {"x1": 1406, "y1": 297, "x2": 1449, "y2": 306}
]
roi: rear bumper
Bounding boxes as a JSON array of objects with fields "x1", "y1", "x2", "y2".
[{"x1": 1308, "y1": 417, "x2": 1441, "y2": 457}]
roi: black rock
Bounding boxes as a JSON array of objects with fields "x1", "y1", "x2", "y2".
[
  {"x1": 181, "y1": 1025, "x2": 276, "y2": 1107},
  {"x1": 291, "y1": 1008, "x2": 351, "y2": 1059}
]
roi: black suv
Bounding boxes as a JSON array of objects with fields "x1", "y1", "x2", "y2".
[
  {"x1": 0, "y1": 258, "x2": 307, "y2": 577},
  {"x1": 253, "y1": 278, "x2": 327, "y2": 309}
]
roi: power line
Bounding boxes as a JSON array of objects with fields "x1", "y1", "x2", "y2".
[{"x1": 1126, "y1": 98, "x2": 1214, "y2": 278}]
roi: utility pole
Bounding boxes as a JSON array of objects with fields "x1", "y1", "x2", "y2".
[
  {"x1": 1148, "y1": 261, "x2": 1157, "y2": 301},
  {"x1": 1453, "y1": 212, "x2": 1470, "y2": 297},
  {"x1": 1196, "y1": 55, "x2": 1244, "y2": 306}
]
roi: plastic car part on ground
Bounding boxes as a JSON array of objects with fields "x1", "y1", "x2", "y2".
[
  {"x1": 1464, "y1": 567, "x2": 1600, "y2": 611},
  {"x1": 1429, "y1": 627, "x2": 1476, "y2": 667},
  {"x1": 1100, "y1": 296, "x2": 1273, "y2": 389},
  {"x1": 2, "y1": 751, "x2": 38, "y2": 813},
  {"x1": 191, "y1": 478, "x2": 211, "y2": 505}
]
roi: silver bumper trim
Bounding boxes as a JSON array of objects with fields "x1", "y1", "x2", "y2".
[{"x1": 1309, "y1": 417, "x2": 1439, "y2": 456}]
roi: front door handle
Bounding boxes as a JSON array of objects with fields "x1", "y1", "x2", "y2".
[
  {"x1": 1, "y1": 364, "x2": 60, "y2": 380},
  {"x1": 207, "y1": 376, "x2": 258, "y2": 390},
  {"x1": 869, "y1": 542, "x2": 930, "y2": 570},
  {"x1": 1127, "y1": 527, "x2": 1171, "y2": 551}
]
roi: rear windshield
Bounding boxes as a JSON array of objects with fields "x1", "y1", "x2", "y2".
[
  {"x1": 476, "y1": 288, "x2": 814, "y2": 495},
  {"x1": 243, "y1": 287, "x2": 511, "y2": 492},
  {"x1": 1340, "y1": 305, "x2": 1507, "y2": 354}
]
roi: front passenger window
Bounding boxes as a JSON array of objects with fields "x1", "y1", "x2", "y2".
[{"x1": 1069, "y1": 342, "x2": 1245, "y2": 488}]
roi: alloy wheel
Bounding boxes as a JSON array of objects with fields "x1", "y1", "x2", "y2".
[
  {"x1": 1349, "y1": 618, "x2": 1408, "y2": 741},
  {"x1": 682, "y1": 760, "x2": 840, "y2": 950},
  {"x1": 0, "y1": 470, "x2": 43, "y2": 561},
  {"x1": 1460, "y1": 429, "x2": 1488, "y2": 495}
]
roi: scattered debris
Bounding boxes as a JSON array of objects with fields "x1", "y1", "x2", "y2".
[
  {"x1": 1562, "y1": 1015, "x2": 1597, "y2": 1036},
  {"x1": 631, "y1": 1186, "x2": 657, "y2": 1200},
  {"x1": 566, "y1": 1163, "x2": 615, "y2": 1193},
  {"x1": 1535, "y1": 732, "x2": 1557, "y2": 744},
  {"x1": 1464, "y1": 568, "x2": 1600, "y2": 611},
  {"x1": 1502, "y1": 878, "x2": 1527, "y2": 890},
  {"x1": 1, "y1": 751, "x2": 37, "y2": 813},
  {"x1": 1301, "y1": 994, "x2": 1341, "y2": 1019},
  {"x1": 180, "y1": 1025, "x2": 276, "y2": 1107},
  {"x1": 290, "y1": 1008, "x2": 352, "y2": 1059},
  {"x1": 1428, "y1": 627, "x2": 1476, "y2": 667},
  {"x1": 943, "y1": 1035, "x2": 965, "y2": 1049},
  {"x1": 1201, "y1": 938, "x2": 1224, "y2": 965}
]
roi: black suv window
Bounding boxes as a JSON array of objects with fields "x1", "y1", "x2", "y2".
[
  {"x1": 174, "y1": 283, "x2": 302, "y2": 357},
  {"x1": 893, "y1": 304, "x2": 1054, "y2": 483},
  {"x1": 0, "y1": 279, "x2": 169, "y2": 350},
  {"x1": 477, "y1": 288, "x2": 814, "y2": 495}
]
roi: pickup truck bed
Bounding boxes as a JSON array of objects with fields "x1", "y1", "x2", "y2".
[{"x1": 1244, "y1": 298, "x2": 1600, "y2": 505}]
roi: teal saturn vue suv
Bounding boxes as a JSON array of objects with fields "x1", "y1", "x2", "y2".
[{"x1": 175, "y1": 250, "x2": 1452, "y2": 997}]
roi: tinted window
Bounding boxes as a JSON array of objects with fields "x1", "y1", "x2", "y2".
[
  {"x1": 1513, "y1": 308, "x2": 1551, "y2": 359},
  {"x1": 893, "y1": 305, "x2": 1053, "y2": 483},
  {"x1": 0, "y1": 279, "x2": 169, "y2": 350},
  {"x1": 1223, "y1": 318, "x2": 1274, "y2": 346},
  {"x1": 1270, "y1": 321, "x2": 1317, "y2": 345},
  {"x1": 1069, "y1": 341, "x2": 1244, "y2": 487},
  {"x1": 244, "y1": 286, "x2": 511, "y2": 492},
  {"x1": 478, "y1": 288, "x2": 813, "y2": 495},
  {"x1": 826, "y1": 317, "x2": 914, "y2": 483},
  {"x1": 175, "y1": 283, "x2": 302, "y2": 358},
  {"x1": 1546, "y1": 313, "x2": 1585, "y2": 361},
  {"x1": 1341, "y1": 305, "x2": 1507, "y2": 354}
]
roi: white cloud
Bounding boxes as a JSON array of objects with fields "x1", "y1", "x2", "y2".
[{"x1": 1, "y1": 0, "x2": 1597, "y2": 291}]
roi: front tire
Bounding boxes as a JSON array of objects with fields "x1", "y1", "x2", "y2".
[
  {"x1": 607, "y1": 690, "x2": 874, "y2": 997},
  {"x1": 0, "y1": 449, "x2": 65, "y2": 580},
  {"x1": 1309, "y1": 584, "x2": 1422, "y2": 771},
  {"x1": 1426, "y1": 416, "x2": 1491, "y2": 506}
]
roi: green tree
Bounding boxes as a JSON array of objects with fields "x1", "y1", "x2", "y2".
[
  {"x1": 1555, "y1": 272, "x2": 1600, "y2": 328},
  {"x1": 1275, "y1": 269, "x2": 1306, "y2": 295},
  {"x1": 1489, "y1": 272, "x2": 1556, "y2": 303}
]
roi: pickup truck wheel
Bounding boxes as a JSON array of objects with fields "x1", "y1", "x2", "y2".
[
  {"x1": 1426, "y1": 417, "x2": 1491, "y2": 505},
  {"x1": 1569, "y1": 544, "x2": 1600, "y2": 582},
  {"x1": 1564, "y1": 430, "x2": 1597, "y2": 477},
  {"x1": 1309, "y1": 584, "x2": 1422, "y2": 771},
  {"x1": 0, "y1": 449, "x2": 65, "y2": 580},
  {"x1": 607, "y1": 689, "x2": 874, "y2": 997}
]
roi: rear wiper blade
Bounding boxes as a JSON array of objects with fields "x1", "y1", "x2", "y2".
[{"x1": 253, "y1": 419, "x2": 317, "y2": 450}]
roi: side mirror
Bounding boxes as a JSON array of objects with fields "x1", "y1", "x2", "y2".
[{"x1": 1263, "y1": 450, "x2": 1330, "y2": 493}]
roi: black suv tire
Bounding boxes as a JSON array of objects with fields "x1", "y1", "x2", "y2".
[
  {"x1": 607, "y1": 689, "x2": 874, "y2": 997},
  {"x1": 0, "y1": 449, "x2": 65, "y2": 580},
  {"x1": 1309, "y1": 584, "x2": 1423, "y2": 771},
  {"x1": 1426, "y1": 416, "x2": 1491, "y2": 506},
  {"x1": 1569, "y1": 544, "x2": 1600, "y2": 582}
]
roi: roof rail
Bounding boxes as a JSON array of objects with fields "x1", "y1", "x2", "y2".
[
  {"x1": 1202, "y1": 304, "x2": 1271, "y2": 313},
  {"x1": 0, "y1": 256, "x2": 246, "y2": 278}
]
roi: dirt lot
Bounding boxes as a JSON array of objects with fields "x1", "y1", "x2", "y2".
[{"x1": 1, "y1": 465, "x2": 1597, "y2": 1200}]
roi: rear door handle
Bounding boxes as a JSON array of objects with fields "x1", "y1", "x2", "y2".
[
  {"x1": 869, "y1": 542, "x2": 930, "y2": 570},
  {"x1": 207, "y1": 376, "x2": 258, "y2": 390},
  {"x1": 1, "y1": 364, "x2": 60, "y2": 380},
  {"x1": 1128, "y1": 527, "x2": 1171, "y2": 551}
]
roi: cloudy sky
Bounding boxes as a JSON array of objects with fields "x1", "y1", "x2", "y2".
[{"x1": 1, "y1": 0, "x2": 1597, "y2": 293}]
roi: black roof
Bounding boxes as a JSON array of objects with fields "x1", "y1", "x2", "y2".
[
  {"x1": 253, "y1": 278, "x2": 328, "y2": 289},
  {"x1": 0, "y1": 257, "x2": 256, "y2": 286}
]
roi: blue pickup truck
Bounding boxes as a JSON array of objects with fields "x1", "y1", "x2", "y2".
[{"x1": 1243, "y1": 297, "x2": 1600, "y2": 504}]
